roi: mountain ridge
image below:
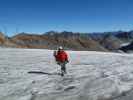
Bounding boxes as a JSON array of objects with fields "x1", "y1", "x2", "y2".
[{"x1": 0, "y1": 31, "x2": 133, "y2": 52}]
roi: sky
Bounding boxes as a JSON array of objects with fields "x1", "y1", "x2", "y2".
[{"x1": 0, "y1": 0, "x2": 133, "y2": 36}]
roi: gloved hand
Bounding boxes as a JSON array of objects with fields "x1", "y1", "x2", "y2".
[
  {"x1": 53, "y1": 51, "x2": 57, "y2": 56},
  {"x1": 66, "y1": 60, "x2": 69, "y2": 63},
  {"x1": 57, "y1": 62, "x2": 60, "y2": 65}
]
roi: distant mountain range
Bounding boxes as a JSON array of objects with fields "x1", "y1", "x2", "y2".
[{"x1": 0, "y1": 31, "x2": 133, "y2": 52}]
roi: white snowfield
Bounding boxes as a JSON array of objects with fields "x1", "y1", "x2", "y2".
[{"x1": 0, "y1": 48, "x2": 133, "y2": 100}]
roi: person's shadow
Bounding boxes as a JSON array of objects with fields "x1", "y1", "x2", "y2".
[{"x1": 28, "y1": 71, "x2": 61, "y2": 75}]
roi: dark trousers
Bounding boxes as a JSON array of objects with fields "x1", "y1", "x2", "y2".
[
  {"x1": 61, "y1": 63, "x2": 66, "y2": 73},
  {"x1": 58, "y1": 62, "x2": 67, "y2": 76}
]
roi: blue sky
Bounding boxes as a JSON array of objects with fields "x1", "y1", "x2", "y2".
[{"x1": 0, "y1": 0, "x2": 133, "y2": 36}]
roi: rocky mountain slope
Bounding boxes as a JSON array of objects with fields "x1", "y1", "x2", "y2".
[{"x1": 0, "y1": 31, "x2": 132, "y2": 52}]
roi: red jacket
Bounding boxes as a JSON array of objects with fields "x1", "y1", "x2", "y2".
[{"x1": 54, "y1": 50, "x2": 68, "y2": 62}]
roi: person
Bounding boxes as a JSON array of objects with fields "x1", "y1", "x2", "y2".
[{"x1": 54, "y1": 46, "x2": 69, "y2": 76}]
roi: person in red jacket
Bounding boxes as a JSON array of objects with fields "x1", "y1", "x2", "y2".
[{"x1": 54, "y1": 46, "x2": 69, "y2": 76}]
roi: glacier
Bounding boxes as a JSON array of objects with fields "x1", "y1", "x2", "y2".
[{"x1": 0, "y1": 48, "x2": 133, "y2": 100}]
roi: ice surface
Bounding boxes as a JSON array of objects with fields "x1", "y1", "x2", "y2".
[{"x1": 0, "y1": 48, "x2": 133, "y2": 100}]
